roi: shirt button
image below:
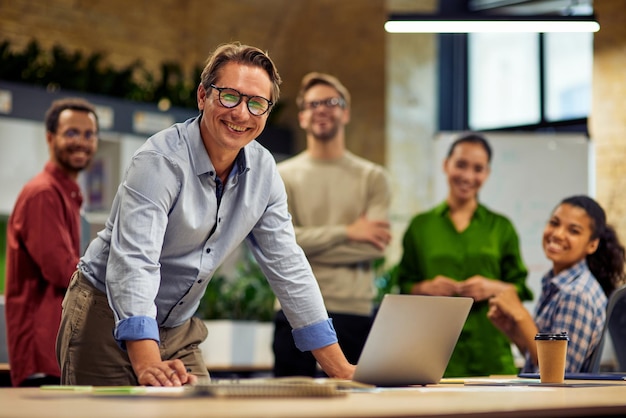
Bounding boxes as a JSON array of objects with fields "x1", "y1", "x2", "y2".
[
  {"x1": 179, "y1": 301, "x2": 184, "y2": 305},
  {"x1": 197, "y1": 279, "x2": 203, "y2": 284},
  {"x1": 209, "y1": 171, "x2": 214, "y2": 176},
  {"x1": 206, "y1": 248, "x2": 211, "y2": 254}
]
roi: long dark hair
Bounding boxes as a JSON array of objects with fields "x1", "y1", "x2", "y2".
[
  {"x1": 560, "y1": 195, "x2": 625, "y2": 296},
  {"x1": 447, "y1": 132, "x2": 492, "y2": 163}
]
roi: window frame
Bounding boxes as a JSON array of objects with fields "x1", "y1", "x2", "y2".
[{"x1": 438, "y1": 33, "x2": 589, "y2": 134}]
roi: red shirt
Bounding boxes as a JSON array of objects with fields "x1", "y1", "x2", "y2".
[{"x1": 5, "y1": 161, "x2": 83, "y2": 386}]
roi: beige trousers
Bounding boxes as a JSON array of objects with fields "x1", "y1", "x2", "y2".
[{"x1": 56, "y1": 270, "x2": 209, "y2": 385}]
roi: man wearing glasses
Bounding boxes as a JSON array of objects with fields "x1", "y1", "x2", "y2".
[
  {"x1": 6, "y1": 98, "x2": 99, "y2": 387},
  {"x1": 56, "y1": 43, "x2": 356, "y2": 386},
  {"x1": 273, "y1": 73, "x2": 392, "y2": 377}
]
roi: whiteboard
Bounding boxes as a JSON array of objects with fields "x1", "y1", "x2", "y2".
[
  {"x1": 0, "y1": 118, "x2": 146, "y2": 217},
  {"x1": 433, "y1": 132, "x2": 592, "y2": 307},
  {"x1": 0, "y1": 118, "x2": 49, "y2": 215}
]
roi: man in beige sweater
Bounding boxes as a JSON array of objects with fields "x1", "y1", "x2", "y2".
[{"x1": 273, "y1": 72, "x2": 392, "y2": 376}]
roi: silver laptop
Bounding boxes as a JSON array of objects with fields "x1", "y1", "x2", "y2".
[{"x1": 353, "y1": 294, "x2": 472, "y2": 387}]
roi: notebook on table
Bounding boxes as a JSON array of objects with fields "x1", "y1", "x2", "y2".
[
  {"x1": 353, "y1": 294, "x2": 473, "y2": 387},
  {"x1": 518, "y1": 372, "x2": 626, "y2": 381},
  {"x1": 40, "y1": 377, "x2": 374, "y2": 399}
]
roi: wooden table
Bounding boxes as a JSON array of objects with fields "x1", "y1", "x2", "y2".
[
  {"x1": 0, "y1": 362, "x2": 271, "y2": 386},
  {"x1": 1, "y1": 377, "x2": 626, "y2": 418}
]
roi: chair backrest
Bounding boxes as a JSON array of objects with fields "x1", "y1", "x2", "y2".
[
  {"x1": 0, "y1": 295, "x2": 8, "y2": 363},
  {"x1": 587, "y1": 326, "x2": 605, "y2": 373},
  {"x1": 587, "y1": 285, "x2": 626, "y2": 372},
  {"x1": 607, "y1": 285, "x2": 626, "y2": 371}
]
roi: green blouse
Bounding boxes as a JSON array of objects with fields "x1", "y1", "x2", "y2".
[{"x1": 397, "y1": 202, "x2": 533, "y2": 377}]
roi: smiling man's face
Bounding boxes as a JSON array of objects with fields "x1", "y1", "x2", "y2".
[{"x1": 197, "y1": 61, "x2": 272, "y2": 156}]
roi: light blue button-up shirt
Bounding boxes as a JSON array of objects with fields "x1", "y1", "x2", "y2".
[{"x1": 79, "y1": 116, "x2": 337, "y2": 352}]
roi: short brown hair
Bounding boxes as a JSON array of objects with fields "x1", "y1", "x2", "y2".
[
  {"x1": 45, "y1": 97, "x2": 98, "y2": 134},
  {"x1": 199, "y1": 42, "x2": 282, "y2": 104},
  {"x1": 296, "y1": 72, "x2": 351, "y2": 110}
]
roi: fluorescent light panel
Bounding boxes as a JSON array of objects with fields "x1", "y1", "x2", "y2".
[{"x1": 385, "y1": 18, "x2": 600, "y2": 34}]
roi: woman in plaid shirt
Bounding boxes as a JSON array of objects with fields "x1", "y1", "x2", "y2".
[{"x1": 487, "y1": 195, "x2": 625, "y2": 373}]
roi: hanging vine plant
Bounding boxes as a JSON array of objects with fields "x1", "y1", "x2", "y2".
[
  {"x1": 0, "y1": 39, "x2": 200, "y2": 109},
  {"x1": 0, "y1": 38, "x2": 286, "y2": 125}
]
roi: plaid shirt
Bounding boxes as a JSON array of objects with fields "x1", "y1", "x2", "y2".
[{"x1": 523, "y1": 259, "x2": 607, "y2": 373}]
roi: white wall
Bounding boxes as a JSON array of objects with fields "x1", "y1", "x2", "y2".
[
  {"x1": 433, "y1": 132, "x2": 591, "y2": 308},
  {"x1": 385, "y1": 33, "x2": 438, "y2": 267},
  {"x1": 0, "y1": 117, "x2": 146, "y2": 235},
  {"x1": 0, "y1": 118, "x2": 49, "y2": 215}
]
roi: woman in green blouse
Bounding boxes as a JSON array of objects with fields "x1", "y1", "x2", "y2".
[{"x1": 397, "y1": 133, "x2": 532, "y2": 377}]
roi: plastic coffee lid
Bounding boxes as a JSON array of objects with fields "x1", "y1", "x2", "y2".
[{"x1": 535, "y1": 332, "x2": 569, "y2": 341}]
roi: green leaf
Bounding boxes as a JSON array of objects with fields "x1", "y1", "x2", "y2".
[{"x1": 196, "y1": 248, "x2": 275, "y2": 322}]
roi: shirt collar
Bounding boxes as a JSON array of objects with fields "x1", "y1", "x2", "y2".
[
  {"x1": 185, "y1": 117, "x2": 248, "y2": 179},
  {"x1": 44, "y1": 161, "x2": 82, "y2": 202},
  {"x1": 543, "y1": 259, "x2": 588, "y2": 290},
  {"x1": 434, "y1": 201, "x2": 487, "y2": 221},
  {"x1": 186, "y1": 117, "x2": 213, "y2": 176},
  {"x1": 234, "y1": 148, "x2": 247, "y2": 178}
]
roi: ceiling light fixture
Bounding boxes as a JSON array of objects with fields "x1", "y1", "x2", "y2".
[{"x1": 384, "y1": 14, "x2": 600, "y2": 33}]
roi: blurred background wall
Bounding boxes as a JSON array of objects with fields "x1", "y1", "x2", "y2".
[
  {"x1": 1, "y1": 0, "x2": 626, "y2": 270},
  {"x1": 0, "y1": 0, "x2": 391, "y2": 163}
]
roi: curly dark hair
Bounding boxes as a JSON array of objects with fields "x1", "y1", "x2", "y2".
[{"x1": 560, "y1": 195, "x2": 626, "y2": 296}]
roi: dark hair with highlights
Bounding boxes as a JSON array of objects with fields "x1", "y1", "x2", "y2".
[
  {"x1": 558, "y1": 195, "x2": 625, "y2": 296},
  {"x1": 199, "y1": 42, "x2": 282, "y2": 105}
]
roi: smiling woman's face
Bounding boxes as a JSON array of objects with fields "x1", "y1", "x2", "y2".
[
  {"x1": 543, "y1": 203, "x2": 599, "y2": 275},
  {"x1": 444, "y1": 142, "x2": 490, "y2": 204}
]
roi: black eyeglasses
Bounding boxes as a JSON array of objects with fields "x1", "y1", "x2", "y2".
[
  {"x1": 302, "y1": 97, "x2": 346, "y2": 111},
  {"x1": 58, "y1": 128, "x2": 98, "y2": 142},
  {"x1": 209, "y1": 84, "x2": 273, "y2": 116}
]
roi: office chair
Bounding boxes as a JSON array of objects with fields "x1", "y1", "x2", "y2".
[
  {"x1": 587, "y1": 330, "x2": 605, "y2": 373},
  {"x1": 587, "y1": 284, "x2": 626, "y2": 373},
  {"x1": 607, "y1": 285, "x2": 626, "y2": 371},
  {"x1": 0, "y1": 296, "x2": 8, "y2": 363}
]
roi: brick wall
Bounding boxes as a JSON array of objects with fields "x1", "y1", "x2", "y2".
[
  {"x1": 0, "y1": 0, "x2": 386, "y2": 164},
  {"x1": 591, "y1": 0, "x2": 626, "y2": 241}
]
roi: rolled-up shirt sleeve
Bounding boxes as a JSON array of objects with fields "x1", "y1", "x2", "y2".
[
  {"x1": 292, "y1": 318, "x2": 338, "y2": 351},
  {"x1": 114, "y1": 316, "x2": 160, "y2": 349}
]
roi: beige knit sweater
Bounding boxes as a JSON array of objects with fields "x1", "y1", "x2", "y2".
[{"x1": 277, "y1": 151, "x2": 391, "y2": 315}]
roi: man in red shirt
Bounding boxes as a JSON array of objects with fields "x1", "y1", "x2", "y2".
[{"x1": 5, "y1": 98, "x2": 98, "y2": 386}]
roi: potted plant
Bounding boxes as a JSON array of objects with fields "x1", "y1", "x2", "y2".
[{"x1": 195, "y1": 247, "x2": 276, "y2": 370}]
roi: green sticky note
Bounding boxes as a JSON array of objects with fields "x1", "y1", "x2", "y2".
[{"x1": 40, "y1": 385, "x2": 93, "y2": 392}]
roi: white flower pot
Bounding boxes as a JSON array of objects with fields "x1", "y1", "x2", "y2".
[{"x1": 199, "y1": 320, "x2": 274, "y2": 370}]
